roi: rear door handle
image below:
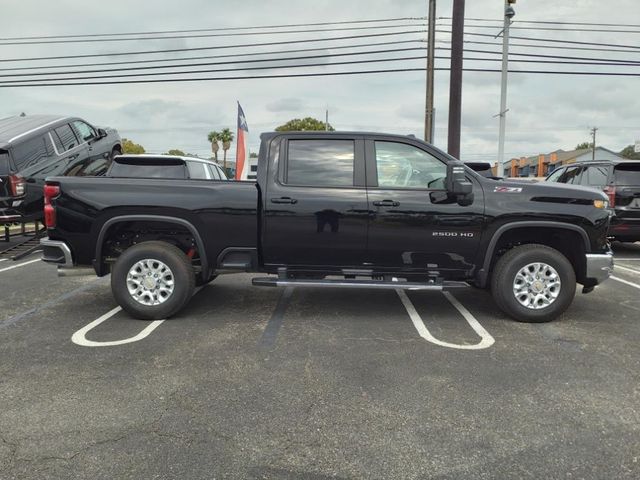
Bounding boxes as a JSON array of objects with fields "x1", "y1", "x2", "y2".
[
  {"x1": 373, "y1": 200, "x2": 400, "y2": 207},
  {"x1": 271, "y1": 197, "x2": 298, "y2": 204}
]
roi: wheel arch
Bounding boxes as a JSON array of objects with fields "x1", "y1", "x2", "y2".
[
  {"x1": 94, "y1": 215, "x2": 208, "y2": 277},
  {"x1": 476, "y1": 221, "x2": 590, "y2": 288}
]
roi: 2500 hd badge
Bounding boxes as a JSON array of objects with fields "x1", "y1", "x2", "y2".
[{"x1": 432, "y1": 231, "x2": 475, "y2": 237}]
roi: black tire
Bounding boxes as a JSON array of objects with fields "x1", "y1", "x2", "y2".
[
  {"x1": 111, "y1": 241, "x2": 195, "y2": 320},
  {"x1": 490, "y1": 244, "x2": 576, "y2": 323}
]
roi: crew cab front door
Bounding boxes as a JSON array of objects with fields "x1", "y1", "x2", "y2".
[
  {"x1": 364, "y1": 138, "x2": 484, "y2": 276},
  {"x1": 262, "y1": 136, "x2": 369, "y2": 269}
]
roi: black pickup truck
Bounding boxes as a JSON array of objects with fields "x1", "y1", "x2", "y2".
[{"x1": 40, "y1": 132, "x2": 614, "y2": 323}]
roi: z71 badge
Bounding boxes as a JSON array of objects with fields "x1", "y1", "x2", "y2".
[{"x1": 494, "y1": 186, "x2": 523, "y2": 193}]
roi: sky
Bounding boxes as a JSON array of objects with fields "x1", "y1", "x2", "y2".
[{"x1": 0, "y1": 0, "x2": 638, "y2": 163}]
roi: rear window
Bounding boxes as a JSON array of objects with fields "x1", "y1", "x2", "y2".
[
  {"x1": 108, "y1": 157, "x2": 187, "y2": 179},
  {"x1": 0, "y1": 151, "x2": 11, "y2": 174},
  {"x1": 614, "y1": 164, "x2": 640, "y2": 185},
  {"x1": 286, "y1": 139, "x2": 354, "y2": 187}
]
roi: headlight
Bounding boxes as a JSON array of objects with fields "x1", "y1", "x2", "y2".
[{"x1": 593, "y1": 199, "x2": 609, "y2": 209}]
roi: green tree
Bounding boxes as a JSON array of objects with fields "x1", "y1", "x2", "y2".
[
  {"x1": 218, "y1": 127, "x2": 234, "y2": 174},
  {"x1": 249, "y1": 152, "x2": 258, "y2": 158},
  {"x1": 620, "y1": 145, "x2": 640, "y2": 160},
  {"x1": 575, "y1": 142, "x2": 594, "y2": 150},
  {"x1": 207, "y1": 130, "x2": 220, "y2": 162},
  {"x1": 121, "y1": 138, "x2": 145, "y2": 154},
  {"x1": 165, "y1": 149, "x2": 186, "y2": 156},
  {"x1": 275, "y1": 117, "x2": 334, "y2": 132}
]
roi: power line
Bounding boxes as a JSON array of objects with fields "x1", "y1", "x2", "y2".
[
  {"x1": 0, "y1": 30, "x2": 427, "y2": 63},
  {"x1": 461, "y1": 39, "x2": 640, "y2": 55},
  {"x1": 0, "y1": 67, "x2": 638, "y2": 89},
  {"x1": 0, "y1": 48, "x2": 427, "y2": 78},
  {"x1": 2, "y1": 54, "x2": 637, "y2": 84},
  {"x1": 440, "y1": 17, "x2": 640, "y2": 29},
  {"x1": 0, "y1": 17, "x2": 426, "y2": 41},
  {"x1": 0, "y1": 23, "x2": 428, "y2": 46},
  {"x1": 438, "y1": 23, "x2": 640, "y2": 34},
  {"x1": 0, "y1": 39, "x2": 424, "y2": 72},
  {"x1": 3, "y1": 43, "x2": 637, "y2": 77},
  {"x1": 437, "y1": 29, "x2": 640, "y2": 50}
]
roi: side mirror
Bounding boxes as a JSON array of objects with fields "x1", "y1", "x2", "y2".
[
  {"x1": 445, "y1": 160, "x2": 474, "y2": 205},
  {"x1": 97, "y1": 128, "x2": 107, "y2": 139}
]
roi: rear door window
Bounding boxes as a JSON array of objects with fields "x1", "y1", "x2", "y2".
[
  {"x1": 582, "y1": 165, "x2": 610, "y2": 188},
  {"x1": 11, "y1": 135, "x2": 49, "y2": 170},
  {"x1": 53, "y1": 124, "x2": 79, "y2": 152},
  {"x1": 562, "y1": 166, "x2": 582, "y2": 184},
  {"x1": 614, "y1": 164, "x2": 640, "y2": 185},
  {"x1": 207, "y1": 164, "x2": 221, "y2": 180},
  {"x1": 186, "y1": 161, "x2": 208, "y2": 179},
  {"x1": 286, "y1": 139, "x2": 354, "y2": 186}
]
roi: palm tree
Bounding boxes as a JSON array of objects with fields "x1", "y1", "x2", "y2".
[
  {"x1": 207, "y1": 131, "x2": 220, "y2": 162},
  {"x1": 218, "y1": 128, "x2": 234, "y2": 174}
]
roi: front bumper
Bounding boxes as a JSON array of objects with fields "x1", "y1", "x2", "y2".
[
  {"x1": 40, "y1": 237, "x2": 73, "y2": 268},
  {"x1": 585, "y1": 252, "x2": 614, "y2": 285}
]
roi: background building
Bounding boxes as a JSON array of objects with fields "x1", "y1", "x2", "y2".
[{"x1": 495, "y1": 147, "x2": 624, "y2": 178}]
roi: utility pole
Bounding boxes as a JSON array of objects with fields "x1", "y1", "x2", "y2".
[
  {"x1": 325, "y1": 108, "x2": 329, "y2": 131},
  {"x1": 591, "y1": 126, "x2": 598, "y2": 160},
  {"x1": 424, "y1": 0, "x2": 436, "y2": 143},
  {"x1": 497, "y1": 0, "x2": 516, "y2": 170},
  {"x1": 447, "y1": 0, "x2": 465, "y2": 158}
]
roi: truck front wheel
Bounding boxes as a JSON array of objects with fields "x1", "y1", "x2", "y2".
[
  {"x1": 111, "y1": 241, "x2": 195, "y2": 320},
  {"x1": 491, "y1": 244, "x2": 576, "y2": 323}
]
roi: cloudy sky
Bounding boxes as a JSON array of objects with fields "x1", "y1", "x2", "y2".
[{"x1": 0, "y1": 0, "x2": 638, "y2": 162}]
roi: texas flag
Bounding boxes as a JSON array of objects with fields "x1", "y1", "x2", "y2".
[{"x1": 235, "y1": 102, "x2": 249, "y2": 181}]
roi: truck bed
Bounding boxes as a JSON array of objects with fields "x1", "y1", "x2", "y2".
[{"x1": 47, "y1": 176, "x2": 259, "y2": 271}]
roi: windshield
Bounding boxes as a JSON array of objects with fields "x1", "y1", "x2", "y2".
[
  {"x1": 614, "y1": 164, "x2": 640, "y2": 185},
  {"x1": 0, "y1": 151, "x2": 12, "y2": 175}
]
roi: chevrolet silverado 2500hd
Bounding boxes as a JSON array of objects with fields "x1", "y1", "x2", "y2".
[{"x1": 40, "y1": 132, "x2": 613, "y2": 323}]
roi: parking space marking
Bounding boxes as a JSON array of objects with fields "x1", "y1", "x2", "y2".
[
  {"x1": 71, "y1": 307, "x2": 165, "y2": 347},
  {"x1": 611, "y1": 276, "x2": 640, "y2": 291},
  {"x1": 0, "y1": 258, "x2": 40, "y2": 273},
  {"x1": 397, "y1": 290, "x2": 495, "y2": 350},
  {"x1": 615, "y1": 265, "x2": 640, "y2": 275}
]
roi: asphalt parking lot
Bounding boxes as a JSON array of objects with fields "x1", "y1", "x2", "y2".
[{"x1": 1, "y1": 240, "x2": 639, "y2": 479}]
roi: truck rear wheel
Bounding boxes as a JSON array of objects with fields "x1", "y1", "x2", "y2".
[
  {"x1": 111, "y1": 241, "x2": 195, "y2": 320},
  {"x1": 491, "y1": 244, "x2": 576, "y2": 323}
]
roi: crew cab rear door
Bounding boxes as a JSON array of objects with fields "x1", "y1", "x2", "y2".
[
  {"x1": 262, "y1": 135, "x2": 369, "y2": 268},
  {"x1": 364, "y1": 137, "x2": 484, "y2": 274}
]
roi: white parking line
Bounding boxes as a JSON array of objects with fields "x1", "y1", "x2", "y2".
[
  {"x1": 615, "y1": 258, "x2": 640, "y2": 261},
  {"x1": 615, "y1": 265, "x2": 640, "y2": 276},
  {"x1": 397, "y1": 290, "x2": 495, "y2": 350},
  {"x1": 611, "y1": 276, "x2": 640, "y2": 291},
  {"x1": 71, "y1": 307, "x2": 165, "y2": 347},
  {"x1": 0, "y1": 258, "x2": 40, "y2": 273}
]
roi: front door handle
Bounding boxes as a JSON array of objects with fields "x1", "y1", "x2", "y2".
[
  {"x1": 271, "y1": 197, "x2": 298, "y2": 204},
  {"x1": 373, "y1": 200, "x2": 400, "y2": 207}
]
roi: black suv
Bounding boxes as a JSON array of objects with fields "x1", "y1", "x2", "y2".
[
  {"x1": 545, "y1": 160, "x2": 640, "y2": 242},
  {"x1": 0, "y1": 114, "x2": 121, "y2": 224}
]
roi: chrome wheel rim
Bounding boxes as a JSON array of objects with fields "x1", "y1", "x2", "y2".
[
  {"x1": 513, "y1": 262, "x2": 561, "y2": 310},
  {"x1": 126, "y1": 259, "x2": 175, "y2": 306}
]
